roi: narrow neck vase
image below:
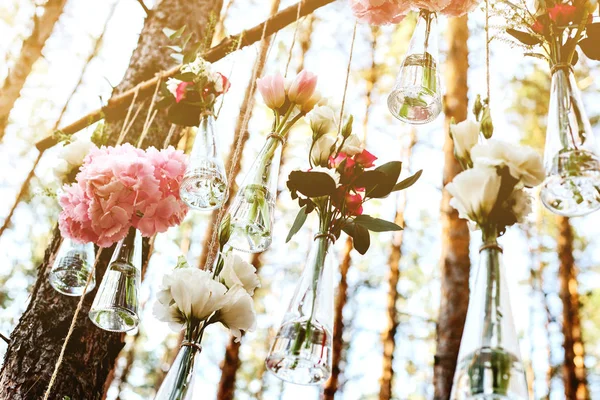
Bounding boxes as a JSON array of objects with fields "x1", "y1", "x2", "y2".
[
  {"x1": 227, "y1": 135, "x2": 282, "y2": 253},
  {"x1": 179, "y1": 114, "x2": 229, "y2": 211},
  {"x1": 89, "y1": 227, "x2": 142, "y2": 332},
  {"x1": 49, "y1": 237, "x2": 96, "y2": 296},
  {"x1": 265, "y1": 233, "x2": 335, "y2": 385},
  {"x1": 451, "y1": 233, "x2": 528, "y2": 399},
  {"x1": 387, "y1": 10, "x2": 442, "y2": 125},
  {"x1": 540, "y1": 67, "x2": 600, "y2": 217},
  {"x1": 154, "y1": 343, "x2": 201, "y2": 400}
]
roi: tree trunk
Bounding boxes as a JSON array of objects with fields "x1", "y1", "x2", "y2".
[
  {"x1": 0, "y1": 1, "x2": 223, "y2": 398},
  {"x1": 0, "y1": 0, "x2": 68, "y2": 140},
  {"x1": 433, "y1": 15, "x2": 471, "y2": 400},
  {"x1": 557, "y1": 216, "x2": 589, "y2": 400}
]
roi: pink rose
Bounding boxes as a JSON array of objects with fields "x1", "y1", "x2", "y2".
[
  {"x1": 257, "y1": 73, "x2": 286, "y2": 110},
  {"x1": 354, "y1": 149, "x2": 377, "y2": 168}
]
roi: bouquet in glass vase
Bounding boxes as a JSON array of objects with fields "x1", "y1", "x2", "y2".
[
  {"x1": 265, "y1": 110, "x2": 422, "y2": 385},
  {"x1": 159, "y1": 27, "x2": 231, "y2": 211},
  {"x1": 226, "y1": 71, "x2": 322, "y2": 253},
  {"x1": 58, "y1": 143, "x2": 189, "y2": 332},
  {"x1": 446, "y1": 107, "x2": 545, "y2": 399},
  {"x1": 153, "y1": 223, "x2": 259, "y2": 400},
  {"x1": 502, "y1": 0, "x2": 600, "y2": 216},
  {"x1": 350, "y1": 0, "x2": 482, "y2": 124}
]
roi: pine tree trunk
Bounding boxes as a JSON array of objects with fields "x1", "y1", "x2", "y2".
[
  {"x1": 0, "y1": 1, "x2": 222, "y2": 398},
  {"x1": 433, "y1": 15, "x2": 471, "y2": 400},
  {"x1": 557, "y1": 216, "x2": 589, "y2": 400},
  {"x1": 0, "y1": 0, "x2": 68, "y2": 140}
]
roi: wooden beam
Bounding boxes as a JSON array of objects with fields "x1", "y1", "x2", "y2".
[{"x1": 35, "y1": 0, "x2": 336, "y2": 151}]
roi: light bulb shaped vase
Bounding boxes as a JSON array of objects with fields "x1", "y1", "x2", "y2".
[
  {"x1": 154, "y1": 343, "x2": 201, "y2": 400},
  {"x1": 265, "y1": 233, "x2": 335, "y2": 385},
  {"x1": 540, "y1": 67, "x2": 600, "y2": 217},
  {"x1": 451, "y1": 235, "x2": 528, "y2": 399},
  {"x1": 89, "y1": 227, "x2": 142, "y2": 332},
  {"x1": 49, "y1": 237, "x2": 96, "y2": 296},
  {"x1": 179, "y1": 114, "x2": 228, "y2": 211},
  {"x1": 387, "y1": 10, "x2": 442, "y2": 125},
  {"x1": 227, "y1": 134, "x2": 283, "y2": 253}
]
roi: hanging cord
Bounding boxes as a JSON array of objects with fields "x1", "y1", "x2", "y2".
[
  {"x1": 137, "y1": 74, "x2": 163, "y2": 147},
  {"x1": 284, "y1": 1, "x2": 304, "y2": 77},
  {"x1": 338, "y1": 21, "x2": 358, "y2": 134},
  {"x1": 216, "y1": 30, "x2": 247, "y2": 119},
  {"x1": 485, "y1": 0, "x2": 491, "y2": 102},
  {"x1": 204, "y1": 2, "x2": 278, "y2": 271}
]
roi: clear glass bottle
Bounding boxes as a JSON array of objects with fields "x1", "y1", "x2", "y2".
[
  {"x1": 387, "y1": 10, "x2": 442, "y2": 125},
  {"x1": 49, "y1": 238, "x2": 96, "y2": 296},
  {"x1": 154, "y1": 344, "x2": 201, "y2": 400},
  {"x1": 227, "y1": 135, "x2": 282, "y2": 253},
  {"x1": 451, "y1": 235, "x2": 528, "y2": 399},
  {"x1": 540, "y1": 67, "x2": 600, "y2": 217},
  {"x1": 265, "y1": 233, "x2": 335, "y2": 385},
  {"x1": 179, "y1": 114, "x2": 228, "y2": 211},
  {"x1": 89, "y1": 227, "x2": 142, "y2": 332}
]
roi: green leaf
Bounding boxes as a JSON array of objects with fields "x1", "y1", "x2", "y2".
[
  {"x1": 287, "y1": 171, "x2": 337, "y2": 198},
  {"x1": 183, "y1": 41, "x2": 203, "y2": 64},
  {"x1": 173, "y1": 72, "x2": 197, "y2": 82},
  {"x1": 218, "y1": 214, "x2": 231, "y2": 249},
  {"x1": 353, "y1": 215, "x2": 402, "y2": 232},
  {"x1": 363, "y1": 161, "x2": 403, "y2": 198},
  {"x1": 170, "y1": 53, "x2": 184, "y2": 63},
  {"x1": 587, "y1": 23, "x2": 600, "y2": 40},
  {"x1": 286, "y1": 206, "x2": 309, "y2": 243},
  {"x1": 163, "y1": 28, "x2": 177, "y2": 38},
  {"x1": 170, "y1": 26, "x2": 186, "y2": 39},
  {"x1": 579, "y1": 38, "x2": 600, "y2": 61},
  {"x1": 167, "y1": 103, "x2": 202, "y2": 126},
  {"x1": 392, "y1": 169, "x2": 422, "y2": 192},
  {"x1": 506, "y1": 28, "x2": 542, "y2": 46},
  {"x1": 351, "y1": 224, "x2": 370, "y2": 255},
  {"x1": 164, "y1": 45, "x2": 182, "y2": 53}
]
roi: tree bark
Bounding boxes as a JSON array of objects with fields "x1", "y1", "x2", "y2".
[
  {"x1": 0, "y1": 0, "x2": 68, "y2": 140},
  {"x1": 433, "y1": 15, "x2": 471, "y2": 400},
  {"x1": 0, "y1": 1, "x2": 222, "y2": 398},
  {"x1": 557, "y1": 216, "x2": 589, "y2": 400}
]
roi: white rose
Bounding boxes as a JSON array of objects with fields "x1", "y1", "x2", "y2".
[
  {"x1": 471, "y1": 139, "x2": 545, "y2": 187},
  {"x1": 309, "y1": 106, "x2": 337, "y2": 136},
  {"x1": 219, "y1": 253, "x2": 261, "y2": 295},
  {"x1": 310, "y1": 166, "x2": 341, "y2": 186},
  {"x1": 166, "y1": 78, "x2": 182, "y2": 97},
  {"x1": 217, "y1": 285, "x2": 257, "y2": 342},
  {"x1": 341, "y1": 134, "x2": 363, "y2": 156},
  {"x1": 446, "y1": 166, "x2": 502, "y2": 223},
  {"x1": 450, "y1": 120, "x2": 480, "y2": 161},
  {"x1": 311, "y1": 135, "x2": 337, "y2": 167},
  {"x1": 507, "y1": 189, "x2": 532, "y2": 223}
]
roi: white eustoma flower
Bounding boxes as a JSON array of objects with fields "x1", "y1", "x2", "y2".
[
  {"x1": 310, "y1": 166, "x2": 341, "y2": 186},
  {"x1": 341, "y1": 133, "x2": 363, "y2": 156},
  {"x1": 450, "y1": 120, "x2": 480, "y2": 161},
  {"x1": 166, "y1": 78, "x2": 183, "y2": 98},
  {"x1": 53, "y1": 159, "x2": 70, "y2": 180},
  {"x1": 446, "y1": 166, "x2": 502, "y2": 223},
  {"x1": 309, "y1": 106, "x2": 337, "y2": 136},
  {"x1": 154, "y1": 268, "x2": 228, "y2": 331},
  {"x1": 470, "y1": 139, "x2": 545, "y2": 187},
  {"x1": 217, "y1": 285, "x2": 257, "y2": 342},
  {"x1": 310, "y1": 135, "x2": 337, "y2": 167},
  {"x1": 61, "y1": 136, "x2": 94, "y2": 166},
  {"x1": 219, "y1": 253, "x2": 261, "y2": 295},
  {"x1": 508, "y1": 189, "x2": 532, "y2": 223}
]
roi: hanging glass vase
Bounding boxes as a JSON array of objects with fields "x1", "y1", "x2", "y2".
[
  {"x1": 49, "y1": 237, "x2": 96, "y2": 296},
  {"x1": 227, "y1": 134, "x2": 282, "y2": 253},
  {"x1": 89, "y1": 227, "x2": 142, "y2": 332},
  {"x1": 451, "y1": 235, "x2": 528, "y2": 399},
  {"x1": 540, "y1": 66, "x2": 600, "y2": 217},
  {"x1": 387, "y1": 10, "x2": 442, "y2": 125},
  {"x1": 265, "y1": 233, "x2": 335, "y2": 385},
  {"x1": 179, "y1": 114, "x2": 228, "y2": 211},
  {"x1": 154, "y1": 343, "x2": 201, "y2": 400}
]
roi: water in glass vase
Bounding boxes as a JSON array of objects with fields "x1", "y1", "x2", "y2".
[
  {"x1": 228, "y1": 184, "x2": 275, "y2": 253},
  {"x1": 89, "y1": 262, "x2": 140, "y2": 332},
  {"x1": 540, "y1": 149, "x2": 600, "y2": 217},
  {"x1": 179, "y1": 160, "x2": 228, "y2": 210},
  {"x1": 387, "y1": 53, "x2": 441, "y2": 124},
  {"x1": 452, "y1": 347, "x2": 528, "y2": 400},
  {"x1": 265, "y1": 320, "x2": 332, "y2": 385},
  {"x1": 49, "y1": 249, "x2": 95, "y2": 296}
]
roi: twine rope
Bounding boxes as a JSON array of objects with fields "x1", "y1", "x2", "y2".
[
  {"x1": 180, "y1": 341, "x2": 203, "y2": 352},
  {"x1": 485, "y1": 0, "x2": 491, "y2": 101},
  {"x1": 266, "y1": 132, "x2": 286, "y2": 145},
  {"x1": 479, "y1": 242, "x2": 503, "y2": 253},
  {"x1": 284, "y1": 1, "x2": 304, "y2": 77},
  {"x1": 314, "y1": 232, "x2": 336, "y2": 243},
  {"x1": 338, "y1": 21, "x2": 358, "y2": 135},
  {"x1": 550, "y1": 62, "x2": 573, "y2": 75}
]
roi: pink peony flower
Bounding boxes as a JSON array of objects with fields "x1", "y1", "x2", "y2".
[
  {"x1": 354, "y1": 149, "x2": 377, "y2": 168},
  {"x1": 349, "y1": 0, "x2": 408, "y2": 25},
  {"x1": 134, "y1": 195, "x2": 186, "y2": 237},
  {"x1": 89, "y1": 192, "x2": 134, "y2": 247},
  {"x1": 440, "y1": 0, "x2": 481, "y2": 17},
  {"x1": 411, "y1": 0, "x2": 452, "y2": 12},
  {"x1": 288, "y1": 71, "x2": 318, "y2": 107},
  {"x1": 257, "y1": 73, "x2": 286, "y2": 110},
  {"x1": 146, "y1": 146, "x2": 188, "y2": 197}
]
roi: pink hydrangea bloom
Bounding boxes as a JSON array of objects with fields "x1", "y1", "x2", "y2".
[
  {"x1": 350, "y1": 0, "x2": 409, "y2": 25},
  {"x1": 58, "y1": 144, "x2": 189, "y2": 247},
  {"x1": 412, "y1": 0, "x2": 452, "y2": 12},
  {"x1": 440, "y1": 0, "x2": 481, "y2": 16}
]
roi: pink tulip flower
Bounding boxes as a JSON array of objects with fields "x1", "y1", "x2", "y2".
[
  {"x1": 288, "y1": 71, "x2": 318, "y2": 107},
  {"x1": 257, "y1": 73, "x2": 286, "y2": 110}
]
